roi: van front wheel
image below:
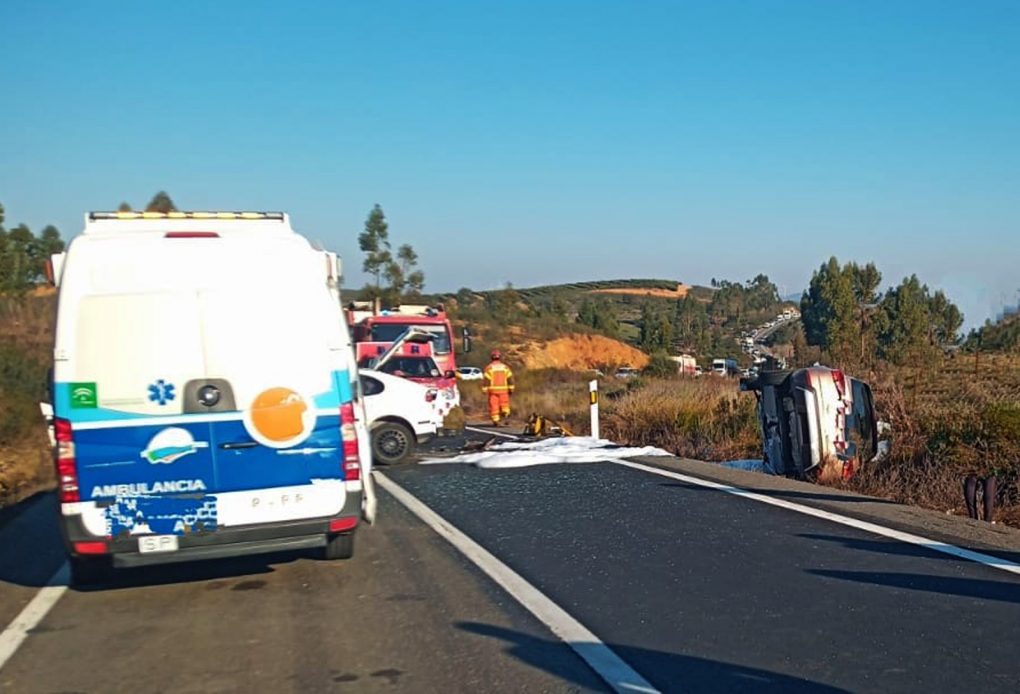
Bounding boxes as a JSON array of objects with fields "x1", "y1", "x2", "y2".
[
  {"x1": 323, "y1": 532, "x2": 355, "y2": 560},
  {"x1": 372, "y1": 422, "x2": 415, "y2": 465}
]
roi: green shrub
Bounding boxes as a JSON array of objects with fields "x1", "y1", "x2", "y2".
[
  {"x1": 644, "y1": 351, "x2": 677, "y2": 378},
  {"x1": 0, "y1": 340, "x2": 48, "y2": 446}
]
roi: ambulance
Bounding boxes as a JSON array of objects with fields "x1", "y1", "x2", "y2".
[{"x1": 50, "y1": 211, "x2": 368, "y2": 585}]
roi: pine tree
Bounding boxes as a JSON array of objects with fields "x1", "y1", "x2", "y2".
[
  {"x1": 358, "y1": 204, "x2": 392, "y2": 292},
  {"x1": 145, "y1": 191, "x2": 177, "y2": 213}
]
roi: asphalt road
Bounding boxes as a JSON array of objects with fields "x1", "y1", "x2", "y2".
[
  {"x1": 3, "y1": 447, "x2": 1020, "y2": 692},
  {"x1": 0, "y1": 492, "x2": 604, "y2": 693}
]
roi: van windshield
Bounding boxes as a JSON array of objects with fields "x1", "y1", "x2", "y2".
[
  {"x1": 378, "y1": 356, "x2": 441, "y2": 378},
  {"x1": 370, "y1": 323, "x2": 451, "y2": 354}
]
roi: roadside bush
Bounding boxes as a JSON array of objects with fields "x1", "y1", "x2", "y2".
[
  {"x1": 644, "y1": 351, "x2": 677, "y2": 378},
  {"x1": 0, "y1": 337, "x2": 53, "y2": 507},
  {"x1": 0, "y1": 340, "x2": 48, "y2": 446}
]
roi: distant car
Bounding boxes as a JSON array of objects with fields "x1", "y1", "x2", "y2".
[
  {"x1": 457, "y1": 366, "x2": 483, "y2": 381},
  {"x1": 615, "y1": 367, "x2": 640, "y2": 379},
  {"x1": 360, "y1": 370, "x2": 443, "y2": 465}
]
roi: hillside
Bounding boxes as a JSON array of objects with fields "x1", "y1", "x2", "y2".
[
  {"x1": 514, "y1": 334, "x2": 650, "y2": 371},
  {"x1": 443, "y1": 276, "x2": 795, "y2": 369}
]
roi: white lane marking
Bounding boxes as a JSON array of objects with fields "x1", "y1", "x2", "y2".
[
  {"x1": 464, "y1": 425, "x2": 518, "y2": 440},
  {"x1": 614, "y1": 459, "x2": 1020, "y2": 578},
  {"x1": 375, "y1": 472, "x2": 659, "y2": 694},
  {"x1": 0, "y1": 564, "x2": 69, "y2": 671}
]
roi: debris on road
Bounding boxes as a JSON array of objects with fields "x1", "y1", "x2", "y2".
[
  {"x1": 521, "y1": 413, "x2": 574, "y2": 438},
  {"x1": 718, "y1": 459, "x2": 768, "y2": 473},
  {"x1": 420, "y1": 436, "x2": 671, "y2": 468}
]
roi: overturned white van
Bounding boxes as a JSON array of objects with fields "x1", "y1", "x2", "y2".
[{"x1": 50, "y1": 211, "x2": 366, "y2": 584}]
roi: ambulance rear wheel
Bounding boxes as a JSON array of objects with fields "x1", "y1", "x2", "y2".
[
  {"x1": 70, "y1": 556, "x2": 112, "y2": 586},
  {"x1": 372, "y1": 422, "x2": 415, "y2": 465},
  {"x1": 323, "y1": 532, "x2": 355, "y2": 560}
]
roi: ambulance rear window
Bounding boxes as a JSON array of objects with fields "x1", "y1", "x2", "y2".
[{"x1": 74, "y1": 293, "x2": 204, "y2": 413}]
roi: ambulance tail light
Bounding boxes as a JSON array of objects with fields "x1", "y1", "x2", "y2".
[
  {"x1": 54, "y1": 418, "x2": 80, "y2": 503},
  {"x1": 339, "y1": 403, "x2": 361, "y2": 481},
  {"x1": 328, "y1": 517, "x2": 358, "y2": 533},
  {"x1": 73, "y1": 541, "x2": 108, "y2": 555},
  {"x1": 425, "y1": 388, "x2": 438, "y2": 403}
]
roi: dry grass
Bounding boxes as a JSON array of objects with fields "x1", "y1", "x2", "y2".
[
  {"x1": 588, "y1": 283, "x2": 690, "y2": 299},
  {"x1": 602, "y1": 377, "x2": 759, "y2": 460},
  {"x1": 0, "y1": 433, "x2": 55, "y2": 507},
  {"x1": 0, "y1": 292, "x2": 57, "y2": 507},
  {"x1": 459, "y1": 367, "x2": 616, "y2": 431},
  {"x1": 834, "y1": 355, "x2": 1020, "y2": 526}
]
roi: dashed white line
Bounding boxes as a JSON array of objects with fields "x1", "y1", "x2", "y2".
[
  {"x1": 614, "y1": 459, "x2": 1020, "y2": 577},
  {"x1": 0, "y1": 564, "x2": 68, "y2": 671},
  {"x1": 374, "y1": 471, "x2": 660, "y2": 694}
]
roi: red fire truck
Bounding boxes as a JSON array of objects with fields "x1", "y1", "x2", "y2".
[
  {"x1": 346, "y1": 303, "x2": 459, "y2": 373},
  {"x1": 346, "y1": 304, "x2": 465, "y2": 417}
]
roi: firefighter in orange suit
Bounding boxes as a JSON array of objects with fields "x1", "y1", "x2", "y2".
[{"x1": 482, "y1": 350, "x2": 515, "y2": 426}]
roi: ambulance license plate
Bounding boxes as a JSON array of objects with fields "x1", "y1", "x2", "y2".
[{"x1": 138, "y1": 535, "x2": 179, "y2": 554}]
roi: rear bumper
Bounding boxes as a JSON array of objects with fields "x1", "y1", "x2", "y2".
[{"x1": 61, "y1": 491, "x2": 362, "y2": 567}]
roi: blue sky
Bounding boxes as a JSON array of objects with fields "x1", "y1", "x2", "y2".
[{"x1": 2, "y1": 1, "x2": 1017, "y2": 328}]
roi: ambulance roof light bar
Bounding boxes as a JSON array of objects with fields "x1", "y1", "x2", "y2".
[{"x1": 88, "y1": 211, "x2": 285, "y2": 221}]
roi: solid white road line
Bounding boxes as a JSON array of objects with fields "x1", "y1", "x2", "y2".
[
  {"x1": 464, "y1": 425, "x2": 519, "y2": 440},
  {"x1": 375, "y1": 472, "x2": 659, "y2": 694},
  {"x1": 0, "y1": 563, "x2": 68, "y2": 672},
  {"x1": 614, "y1": 459, "x2": 1020, "y2": 578}
]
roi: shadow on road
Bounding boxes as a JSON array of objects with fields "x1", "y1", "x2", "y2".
[
  {"x1": 0, "y1": 494, "x2": 67, "y2": 589},
  {"x1": 457, "y1": 621, "x2": 849, "y2": 693},
  {"x1": 799, "y1": 532, "x2": 1020, "y2": 566},
  {"x1": 807, "y1": 569, "x2": 1020, "y2": 604},
  {"x1": 0, "y1": 492, "x2": 316, "y2": 591},
  {"x1": 72, "y1": 550, "x2": 310, "y2": 593},
  {"x1": 657, "y1": 481, "x2": 896, "y2": 505}
]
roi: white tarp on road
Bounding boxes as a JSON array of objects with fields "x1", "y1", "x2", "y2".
[{"x1": 420, "y1": 436, "x2": 672, "y2": 469}]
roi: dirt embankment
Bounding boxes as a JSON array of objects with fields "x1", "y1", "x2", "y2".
[
  {"x1": 515, "y1": 334, "x2": 649, "y2": 371},
  {"x1": 588, "y1": 283, "x2": 689, "y2": 300}
]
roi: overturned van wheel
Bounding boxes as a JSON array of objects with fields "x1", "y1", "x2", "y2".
[
  {"x1": 372, "y1": 422, "x2": 415, "y2": 465},
  {"x1": 323, "y1": 532, "x2": 355, "y2": 560},
  {"x1": 70, "y1": 556, "x2": 112, "y2": 587}
]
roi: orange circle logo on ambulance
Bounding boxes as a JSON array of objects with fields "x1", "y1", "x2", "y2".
[{"x1": 243, "y1": 387, "x2": 316, "y2": 448}]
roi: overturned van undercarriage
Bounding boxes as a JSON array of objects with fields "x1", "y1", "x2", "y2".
[{"x1": 741, "y1": 366, "x2": 881, "y2": 481}]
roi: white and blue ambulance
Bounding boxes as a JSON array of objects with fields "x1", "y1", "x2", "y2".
[{"x1": 50, "y1": 211, "x2": 367, "y2": 584}]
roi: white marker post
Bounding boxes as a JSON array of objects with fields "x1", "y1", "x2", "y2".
[{"x1": 588, "y1": 379, "x2": 600, "y2": 440}]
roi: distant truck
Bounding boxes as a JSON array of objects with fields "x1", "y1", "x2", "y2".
[
  {"x1": 741, "y1": 366, "x2": 882, "y2": 481},
  {"x1": 711, "y1": 358, "x2": 740, "y2": 377},
  {"x1": 669, "y1": 354, "x2": 698, "y2": 377}
]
